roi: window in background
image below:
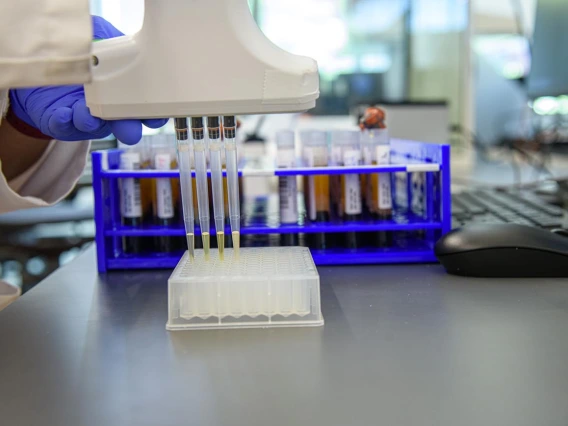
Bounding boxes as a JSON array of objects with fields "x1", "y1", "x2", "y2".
[
  {"x1": 408, "y1": 0, "x2": 469, "y2": 129},
  {"x1": 257, "y1": 0, "x2": 409, "y2": 114},
  {"x1": 474, "y1": 35, "x2": 531, "y2": 80}
]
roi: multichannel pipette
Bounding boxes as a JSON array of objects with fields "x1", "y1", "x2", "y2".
[
  {"x1": 191, "y1": 117, "x2": 211, "y2": 260},
  {"x1": 174, "y1": 118, "x2": 195, "y2": 260},
  {"x1": 223, "y1": 116, "x2": 241, "y2": 255},
  {"x1": 207, "y1": 116, "x2": 225, "y2": 260}
]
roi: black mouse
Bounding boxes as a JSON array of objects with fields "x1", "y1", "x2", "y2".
[{"x1": 435, "y1": 224, "x2": 568, "y2": 278}]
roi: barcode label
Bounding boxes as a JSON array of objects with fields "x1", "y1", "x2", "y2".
[
  {"x1": 412, "y1": 173, "x2": 426, "y2": 214},
  {"x1": 121, "y1": 179, "x2": 142, "y2": 218},
  {"x1": 378, "y1": 174, "x2": 392, "y2": 209},
  {"x1": 343, "y1": 149, "x2": 362, "y2": 215},
  {"x1": 376, "y1": 145, "x2": 392, "y2": 209},
  {"x1": 120, "y1": 152, "x2": 142, "y2": 218},
  {"x1": 278, "y1": 148, "x2": 298, "y2": 223},
  {"x1": 344, "y1": 175, "x2": 362, "y2": 215},
  {"x1": 155, "y1": 153, "x2": 174, "y2": 219},
  {"x1": 156, "y1": 179, "x2": 174, "y2": 219},
  {"x1": 279, "y1": 177, "x2": 298, "y2": 223}
]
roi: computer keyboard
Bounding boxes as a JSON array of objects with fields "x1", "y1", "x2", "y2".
[{"x1": 452, "y1": 189, "x2": 566, "y2": 230}]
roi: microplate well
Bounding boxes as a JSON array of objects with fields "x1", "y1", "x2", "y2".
[{"x1": 167, "y1": 247, "x2": 324, "y2": 330}]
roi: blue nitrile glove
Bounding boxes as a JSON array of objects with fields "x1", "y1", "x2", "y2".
[{"x1": 9, "y1": 16, "x2": 167, "y2": 145}]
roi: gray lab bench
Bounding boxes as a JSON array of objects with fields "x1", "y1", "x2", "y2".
[{"x1": 1, "y1": 246, "x2": 567, "y2": 426}]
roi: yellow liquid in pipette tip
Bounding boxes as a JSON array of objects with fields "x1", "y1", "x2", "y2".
[
  {"x1": 186, "y1": 233, "x2": 195, "y2": 261},
  {"x1": 232, "y1": 231, "x2": 240, "y2": 258},
  {"x1": 217, "y1": 231, "x2": 225, "y2": 261},
  {"x1": 202, "y1": 232, "x2": 210, "y2": 260}
]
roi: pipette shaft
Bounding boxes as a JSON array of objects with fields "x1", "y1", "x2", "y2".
[
  {"x1": 207, "y1": 116, "x2": 225, "y2": 260},
  {"x1": 191, "y1": 117, "x2": 211, "y2": 259},
  {"x1": 223, "y1": 116, "x2": 241, "y2": 253},
  {"x1": 174, "y1": 117, "x2": 195, "y2": 260}
]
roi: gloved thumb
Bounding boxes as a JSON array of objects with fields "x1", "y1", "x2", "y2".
[{"x1": 109, "y1": 120, "x2": 143, "y2": 145}]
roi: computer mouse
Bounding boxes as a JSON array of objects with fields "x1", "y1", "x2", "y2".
[{"x1": 435, "y1": 224, "x2": 568, "y2": 278}]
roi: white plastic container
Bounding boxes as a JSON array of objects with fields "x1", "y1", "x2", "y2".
[{"x1": 167, "y1": 247, "x2": 324, "y2": 331}]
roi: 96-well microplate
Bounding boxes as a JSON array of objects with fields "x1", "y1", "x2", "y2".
[{"x1": 167, "y1": 247, "x2": 324, "y2": 330}]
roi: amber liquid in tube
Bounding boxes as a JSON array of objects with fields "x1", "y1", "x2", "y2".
[{"x1": 305, "y1": 142, "x2": 331, "y2": 249}]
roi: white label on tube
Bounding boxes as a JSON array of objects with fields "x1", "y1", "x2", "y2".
[
  {"x1": 307, "y1": 146, "x2": 328, "y2": 167},
  {"x1": 278, "y1": 148, "x2": 298, "y2": 223},
  {"x1": 363, "y1": 144, "x2": 374, "y2": 165},
  {"x1": 279, "y1": 177, "x2": 298, "y2": 223},
  {"x1": 376, "y1": 144, "x2": 390, "y2": 165},
  {"x1": 277, "y1": 149, "x2": 295, "y2": 168},
  {"x1": 155, "y1": 153, "x2": 174, "y2": 219},
  {"x1": 309, "y1": 176, "x2": 316, "y2": 221},
  {"x1": 343, "y1": 149, "x2": 361, "y2": 167},
  {"x1": 120, "y1": 152, "x2": 142, "y2": 218},
  {"x1": 331, "y1": 146, "x2": 343, "y2": 165},
  {"x1": 378, "y1": 174, "x2": 392, "y2": 210},
  {"x1": 343, "y1": 149, "x2": 362, "y2": 215},
  {"x1": 376, "y1": 145, "x2": 392, "y2": 210}
]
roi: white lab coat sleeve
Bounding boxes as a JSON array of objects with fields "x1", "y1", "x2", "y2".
[
  {"x1": 0, "y1": 0, "x2": 92, "y2": 89},
  {"x1": 0, "y1": 89, "x2": 90, "y2": 214}
]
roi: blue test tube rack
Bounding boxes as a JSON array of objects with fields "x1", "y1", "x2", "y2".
[{"x1": 92, "y1": 139, "x2": 451, "y2": 273}]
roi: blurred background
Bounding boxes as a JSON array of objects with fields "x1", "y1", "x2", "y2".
[{"x1": 2, "y1": 0, "x2": 566, "y2": 291}]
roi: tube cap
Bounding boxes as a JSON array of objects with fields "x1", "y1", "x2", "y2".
[
  {"x1": 300, "y1": 129, "x2": 326, "y2": 147},
  {"x1": 331, "y1": 130, "x2": 359, "y2": 146}
]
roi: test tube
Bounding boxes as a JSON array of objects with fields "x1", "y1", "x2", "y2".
[
  {"x1": 362, "y1": 129, "x2": 392, "y2": 247},
  {"x1": 330, "y1": 131, "x2": 344, "y2": 221},
  {"x1": 276, "y1": 130, "x2": 299, "y2": 246},
  {"x1": 174, "y1": 118, "x2": 196, "y2": 260},
  {"x1": 137, "y1": 137, "x2": 153, "y2": 218},
  {"x1": 207, "y1": 116, "x2": 225, "y2": 259},
  {"x1": 119, "y1": 151, "x2": 143, "y2": 254},
  {"x1": 223, "y1": 116, "x2": 241, "y2": 254},
  {"x1": 154, "y1": 147, "x2": 176, "y2": 252},
  {"x1": 301, "y1": 130, "x2": 331, "y2": 250},
  {"x1": 340, "y1": 130, "x2": 363, "y2": 249},
  {"x1": 191, "y1": 117, "x2": 211, "y2": 259},
  {"x1": 136, "y1": 138, "x2": 155, "y2": 251}
]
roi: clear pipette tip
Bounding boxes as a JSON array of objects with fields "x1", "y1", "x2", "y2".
[
  {"x1": 232, "y1": 231, "x2": 240, "y2": 258},
  {"x1": 202, "y1": 231, "x2": 210, "y2": 260},
  {"x1": 207, "y1": 116, "x2": 226, "y2": 260},
  {"x1": 223, "y1": 116, "x2": 241, "y2": 257},
  {"x1": 192, "y1": 117, "x2": 211, "y2": 259},
  {"x1": 186, "y1": 233, "x2": 195, "y2": 261},
  {"x1": 174, "y1": 117, "x2": 195, "y2": 261},
  {"x1": 217, "y1": 231, "x2": 225, "y2": 260}
]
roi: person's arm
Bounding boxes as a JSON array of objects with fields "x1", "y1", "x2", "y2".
[
  {"x1": 0, "y1": 116, "x2": 51, "y2": 182},
  {"x1": 0, "y1": 15, "x2": 167, "y2": 215},
  {"x1": 0, "y1": 0, "x2": 91, "y2": 90}
]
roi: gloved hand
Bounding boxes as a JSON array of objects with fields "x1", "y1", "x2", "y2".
[{"x1": 8, "y1": 16, "x2": 167, "y2": 145}]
